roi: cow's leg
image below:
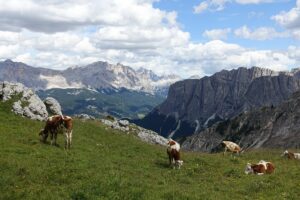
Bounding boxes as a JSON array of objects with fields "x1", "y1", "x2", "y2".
[
  {"x1": 53, "y1": 132, "x2": 57, "y2": 146},
  {"x1": 168, "y1": 153, "x2": 172, "y2": 167},
  {"x1": 64, "y1": 131, "x2": 68, "y2": 149},
  {"x1": 50, "y1": 132, "x2": 54, "y2": 145},
  {"x1": 223, "y1": 147, "x2": 227, "y2": 156},
  {"x1": 68, "y1": 130, "x2": 73, "y2": 149},
  {"x1": 43, "y1": 132, "x2": 48, "y2": 143},
  {"x1": 40, "y1": 129, "x2": 48, "y2": 143}
]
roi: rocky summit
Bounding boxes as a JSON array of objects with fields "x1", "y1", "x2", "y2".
[
  {"x1": 182, "y1": 91, "x2": 300, "y2": 152},
  {"x1": 135, "y1": 67, "x2": 300, "y2": 139}
]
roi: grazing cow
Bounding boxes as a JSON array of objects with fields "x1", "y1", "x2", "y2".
[
  {"x1": 281, "y1": 150, "x2": 300, "y2": 160},
  {"x1": 39, "y1": 115, "x2": 73, "y2": 149},
  {"x1": 167, "y1": 139, "x2": 183, "y2": 169},
  {"x1": 63, "y1": 115, "x2": 73, "y2": 149},
  {"x1": 222, "y1": 141, "x2": 242, "y2": 156},
  {"x1": 245, "y1": 160, "x2": 275, "y2": 175},
  {"x1": 39, "y1": 115, "x2": 64, "y2": 145}
]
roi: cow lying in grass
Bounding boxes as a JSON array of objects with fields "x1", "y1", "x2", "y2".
[
  {"x1": 281, "y1": 150, "x2": 300, "y2": 160},
  {"x1": 245, "y1": 160, "x2": 275, "y2": 175},
  {"x1": 167, "y1": 139, "x2": 183, "y2": 169},
  {"x1": 222, "y1": 141, "x2": 242, "y2": 156},
  {"x1": 39, "y1": 115, "x2": 73, "y2": 149}
]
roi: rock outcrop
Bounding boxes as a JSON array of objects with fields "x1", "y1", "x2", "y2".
[
  {"x1": 43, "y1": 97, "x2": 62, "y2": 115},
  {"x1": 0, "y1": 81, "x2": 48, "y2": 120},
  {"x1": 135, "y1": 67, "x2": 300, "y2": 139},
  {"x1": 182, "y1": 91, "x2": 300, "y2": 152},
  {"x1": 74, "y1": 113, "x2": 95, "y2": 120},
  {"x1": 101, "y1": 117, "x2": 168, "y2": 146}
]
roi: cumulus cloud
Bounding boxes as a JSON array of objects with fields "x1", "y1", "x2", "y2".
[
  {"x1": 272, "y1": 0, "x2": 300, "y2": 29},
  {"x1": 0, "y1": 0, "x2": 165, "y2": 33},
  {"x1": 0, "y1": 0, "x2": 299, "y2": 78},
  {"x1": 234, "y1": 26, "x2": 289, "y2": 40},
  {"x1": 271, "y1": 1, "x2": 300, "y2": 40},
  {"x1": 202, "y1": 28, "x2": 231, "y2": 40}
]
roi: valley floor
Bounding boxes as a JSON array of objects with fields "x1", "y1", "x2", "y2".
[{"x1": 1, "y1": 102, "x2": 300, "y2": 200}]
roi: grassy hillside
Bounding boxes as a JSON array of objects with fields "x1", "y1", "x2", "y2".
[
  {"x1": 37, "y1": 88, "x2": 164, "y2": 119},
  {"x1": 1, "y1": 100, "x2": 300, "y2": 200}
]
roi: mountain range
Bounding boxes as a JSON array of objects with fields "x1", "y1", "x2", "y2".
[
  {"x1": 134, "y1": 67, "x2": 300, "y2": 140},
  {"x1": 0, "y1": 59, "x2": 181, "y2": 118},
  {"x1": 0, "y1": 59, "x2": 180, "y2": 97}
]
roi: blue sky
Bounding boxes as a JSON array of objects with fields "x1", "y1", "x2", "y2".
[
  {"x1": 1, "y1": 0, "x2": 300, "y2": 77},
  {"x1": 155, "y1": 0, "x2": 296, "y2": 49}
]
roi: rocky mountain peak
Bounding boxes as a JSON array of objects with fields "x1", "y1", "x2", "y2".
[{"x1": 135, "y1": 66, "x2": 300, "y2": 139}]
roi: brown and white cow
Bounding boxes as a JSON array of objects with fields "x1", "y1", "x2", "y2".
[
  {"x1": 167, "y1": 139, "x2": 183, "y2": 169},
  {"x1": 39, "y1": 115, "x2": 73, "y2": 149},
  {"x1": 245, "y1": 160, "x2": 275, "y2": 175},
  {"x1": 281, "y1": 150, "x2": 300, "y2": 160},
  {"x1": 63, "y1": 115, "x2": 73, "y2": 149},
  {"x1": 222, "y1": 141, "x2": 242, "y2": 156}
]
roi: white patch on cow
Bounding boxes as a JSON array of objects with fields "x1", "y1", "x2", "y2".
[
  {"x1": 294, "y1": 153, "x2": 300, "y2": 159},
  {"x1": 223, "y1": 141, "x2": 240, "y2": 152},
  {"x1": 63, "y1": 116, "x2": 71, "y2": 120},
  {"x1": 258, "y1": 160, "x2": 268, "y2": 170},
  {"x1": 168, "y1": 139, "x2": 180, "y2": 152},
  {"x1": 48, "y1": 116, "x2": 53, "y2": 121}
]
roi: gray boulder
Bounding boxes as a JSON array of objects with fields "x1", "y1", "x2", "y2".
[
  {"x1": 0, "y1": 81, "x2": 48, "y2": 121},
  {"x1": 43, "y1": 97, "x2": 62, "y2": 115},
  {"x1": 137, "y1": 130, "x2": 168, "y2": 146}
]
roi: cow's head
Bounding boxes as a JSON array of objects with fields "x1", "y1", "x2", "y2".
[
  {"x1": 39, "y1": 129, "x2": 47, "y2": 143},
  {"x1": 244, "y1": 163, "x2": 253, "y2": 174},
  {"x1": 281, "y1": 150, "x2": 289, "y2": 157},
  {"x1": 175, "y1": 160, "x2": 183, "y2": 169}
]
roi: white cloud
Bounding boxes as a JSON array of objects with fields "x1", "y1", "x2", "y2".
[
  {"x1": 203, "y1": 28, "x2": 231, "y2": 40},
  {"x1": 193, "y1": 2, "x2": 209, "y2": 14},
  {"x1": 194, "y1": 0, "x2": 273, "y2": 14},
  {"x1": 0, "y1": 0, "x2": 299, "y2": 78},
  {"x1": 235, "y1": 0, "x2": 273, "y2": 4},
  {"x1": 0, "y1": 0, "x2": 165, "y2": 33},
  {"x1": 194, "y1": 0, "x2": 229, "y2": 13},
  {"x1": 272, "y1": 0, "x2": 300, "y2": 29},
  {"x1": 234, "y1": 26, "x2": 289, "y2": 40}
]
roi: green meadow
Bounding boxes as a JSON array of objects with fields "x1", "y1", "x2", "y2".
[{"x1": 1, "y1": 100, "x2": 300, "y2": 200}]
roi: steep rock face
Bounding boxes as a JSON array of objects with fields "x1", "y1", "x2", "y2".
[
  {"x1": 135, "y1": 67, "x2": 300, "y2": 139},
  {"x1": 0, "y1": 81, "x2": 48, "y2": 121},
  {"x1": 182, "y1": 91, "x2": 300, "y2": 152}
]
